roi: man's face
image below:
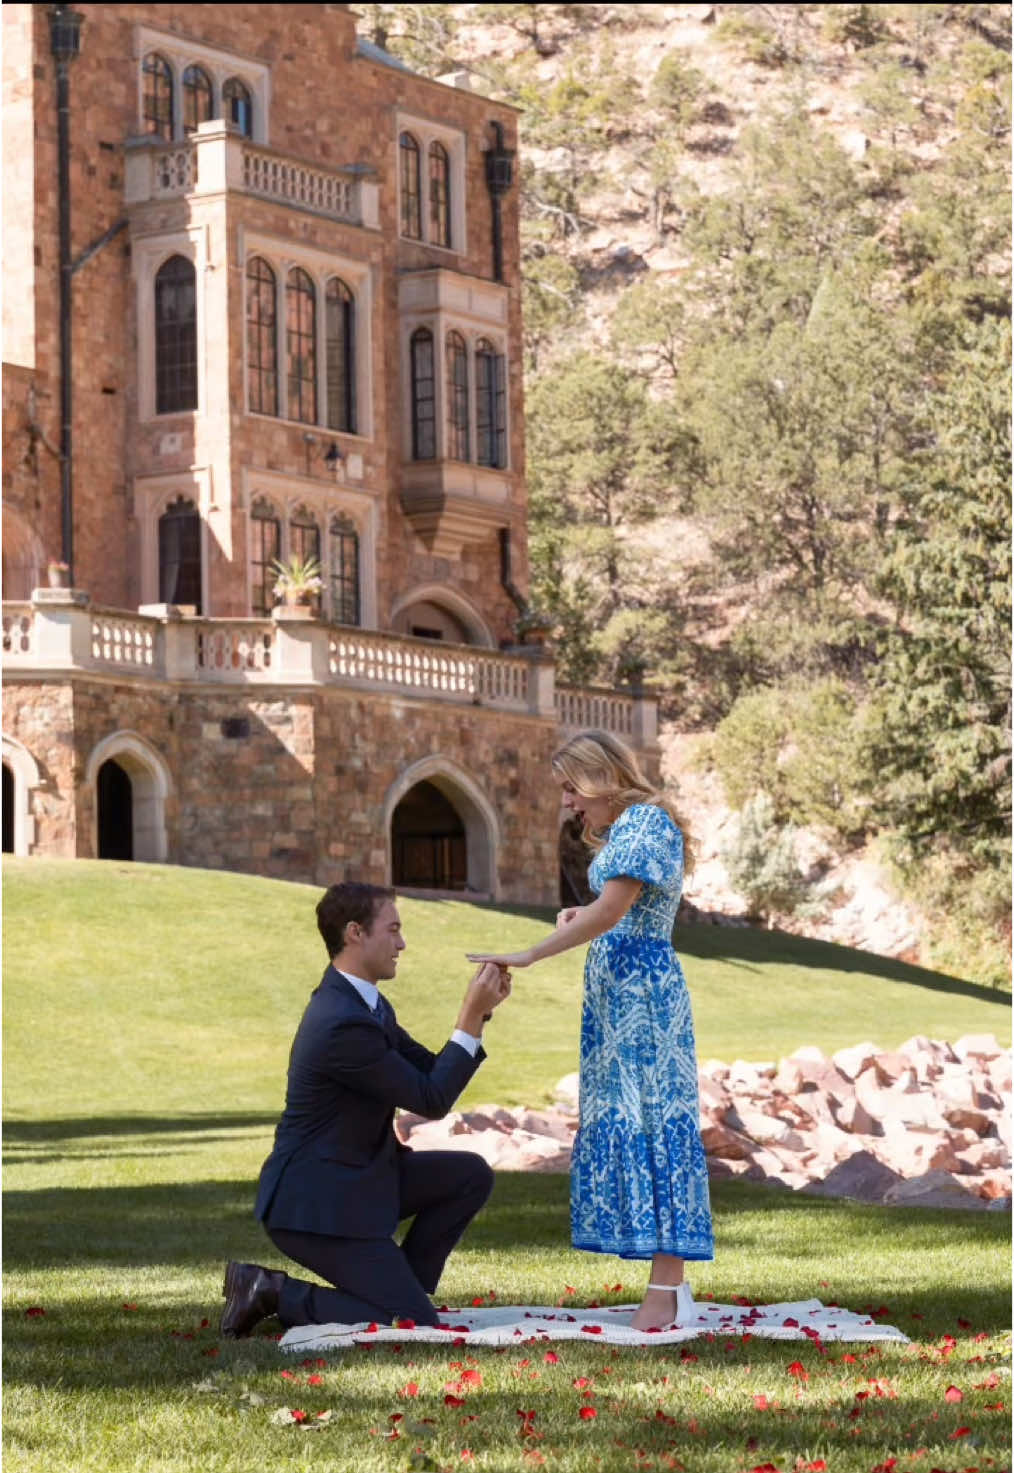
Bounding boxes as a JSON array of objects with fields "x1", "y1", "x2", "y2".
[{"x1": 357, "y1": 899, "x2": 406, "y2": 982}]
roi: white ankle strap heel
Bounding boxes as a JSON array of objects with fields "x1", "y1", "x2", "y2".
[{"x1": 645, "y1": 1282, "x2": 694, "y2": 1322}]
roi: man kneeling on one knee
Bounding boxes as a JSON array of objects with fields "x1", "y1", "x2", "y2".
[{"x1": 221, "y1": 881, "x2": 510, "y2": 1336}]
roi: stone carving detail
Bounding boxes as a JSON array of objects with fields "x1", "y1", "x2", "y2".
[
  {"x1": 153, "y1": 147, "x2": 196, "y2": 195},
  {"x1": 197, "y1": 624, "x2": 273, "y2": 674},
  {"x1": 2, "y1": 607, "x2": 34, "y2": 656}
]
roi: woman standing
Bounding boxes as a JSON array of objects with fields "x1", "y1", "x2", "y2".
[{"x1": 468, "y1": 729, "x2": 713, "y2": 1332}]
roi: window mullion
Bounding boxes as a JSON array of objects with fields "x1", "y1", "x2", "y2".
[
  {"x1": 316, "y1": 276, "x2": 327, "y2": 430},
  {"x1": 276, "y1": 264, "x2": 287, "y2": 422},
  {"x1": 172, "y1": 63, "x2": 183, "y2": 142}
]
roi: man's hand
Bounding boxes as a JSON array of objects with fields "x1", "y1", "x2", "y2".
[{"x1": 456, "y1": 962, "x2": 511, "y2": 1037}]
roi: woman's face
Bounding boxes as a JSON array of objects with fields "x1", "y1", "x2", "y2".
[{"x1": 556, "y1": 774, "x2": 618, "y2": 830}]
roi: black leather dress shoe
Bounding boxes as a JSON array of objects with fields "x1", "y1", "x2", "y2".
[{"x1": 220, "y1": 1260, "x2": 285, "y2": 1338}]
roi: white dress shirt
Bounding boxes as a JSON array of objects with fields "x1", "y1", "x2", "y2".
[{"x1": 341, "y1": 971, "x2": 481, "y2": 1058}]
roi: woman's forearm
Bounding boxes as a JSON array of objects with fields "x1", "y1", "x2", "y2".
[{"x1": 524, "y1": 879, "x2": 641, "y2": 965}]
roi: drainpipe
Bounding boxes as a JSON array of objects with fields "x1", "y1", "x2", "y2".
[
  {"x1": 498, "y1": 527, "x2": 527, "y2": 617},
  {"x1": 48, "y1": 5, "x2": 84, "y2": 580},
  {"x1": 483, "y1": 121, "x2": 515, "y2": 285}
]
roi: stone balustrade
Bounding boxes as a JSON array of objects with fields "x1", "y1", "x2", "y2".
[
  {"x1": 124, "y1": 123, "x2": 379, "y2": 228},
  {"x1": 3, "y1": 593, "x2": 657, "y2": 746}
]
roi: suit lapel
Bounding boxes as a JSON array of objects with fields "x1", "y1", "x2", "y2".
[{"x1": 329, "y1": 967, "x2": 395, "y2": 1038}]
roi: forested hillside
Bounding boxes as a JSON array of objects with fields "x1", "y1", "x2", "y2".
[{"x1": 356, "y1": 3, "x2": 1011, "y2": 986}]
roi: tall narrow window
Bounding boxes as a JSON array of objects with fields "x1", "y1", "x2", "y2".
[
  {"x1": 445, "y1": 331, "x2": 469, "y2": 461},
  {"x1": 429, "y1": 142, "x2": 451, "y2": 248},
  {"x1": 400, "y1": 132, "x2": 422, "y2": 239},
  {"x1": 410, "y1": 328, "x2": 436, "y2": 460},
  {"x1": 223, "y1": 77, "x2": 253, "y2": 137},
  {"x1": 325, "y1": 278, "x2": 356, "y2": 434},
  {"x1": 142, "y1": 53, "x2": 174, "y2": 140},
  {"x1": 476, "y1": 339, "x2": 507, "y2": 469},
  {"x1": 329, "y1": 514, "x2": 360, "y2": 626},
  {"x1": 289, "y1": 505, "x2": 322, "y2": 610},
  {"x1": 250, "y1": 497, "x2": 281, "y2": 615},
  {"x1": 246, "y1": 257, "x2": 278, "y2": 416},
  {"x1": 155, "y1": 255, "x2": 197, "y2": 414},
  {"x1": 158, "y1": 496, "x2": 202, "y2": 611},
  {"x1": 182, "y1": 65, "x2": 213, "y2": 135},
  {"x1": 286, "y1": 268, "x2": 316, "y2": 424}
]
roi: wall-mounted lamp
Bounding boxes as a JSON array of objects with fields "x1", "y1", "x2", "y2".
[
  {"x1": 323, "y1": 442, "x2": 344, "y2": 471},
  {"x1": 484, "y1": 120, "x2": 515, "y2": 285}
]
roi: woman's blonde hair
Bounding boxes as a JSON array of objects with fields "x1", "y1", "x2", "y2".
[{"x1": 551, "y1": 728, "x2": 694, "y2": 869}]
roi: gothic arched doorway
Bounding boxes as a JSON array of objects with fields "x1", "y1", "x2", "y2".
[
  {"x1": 2, "y1": 764, "x2": 14, "y2": 853},
  {"x1": 391, "y1": 780, "x2": 467, "y2": 891},
  {"x1": 559, "y1": 815, "x2": 592, "y2": 907},
  {"x1": 97, "y1": 759, "x2": 134, "y2": 860}
]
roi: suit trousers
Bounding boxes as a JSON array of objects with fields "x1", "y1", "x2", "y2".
[{"x1": 267, "y1": 1148, "x2": 494, "y2": 1328}]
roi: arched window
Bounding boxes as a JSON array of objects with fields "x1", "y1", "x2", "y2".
[
  {"x1": 158, "y1": 496, "x2": 202, "y2": 612},
  {"x1": 246, "y1": 257, "x2": 277, "y2": 416},
  {"x1": 289, "y1": 504, "x2": 321, "y2": 571},
  {"x1": 155, "y1": 255, "x2": 197, "y2": 414},
  {"x1": 410, "y1": 328, "x2": 436, "y2": 460},
  {"x1": 143, "y1": 53, "x2": 174, "y2": 140},
  {"x1": 250, "y1": 497, "x2": 281, "y2": 615},
  {"x1": 223, "y1": 77, "x2": 253, "y2": 137},
  {"x1": 429, "y1": 142, "x2": 451, "y2": 248},
  {"x1": 399, "y1": 132, "x2": 422, "y2": 240},
  {"x1": 476, "y1": 338, "x2": 507, "y2": 469},
  {"x1": 445, "y1": 331, "x2": 469, "y2": 462},
  {"x1": 325, "y1": 278, "x2": 356, "y2": 434},
  {"x1": 329, "y1": 514, "x2": 360, "y2": 627},
  {"x1": 286, "y1": 268, "x2": 316, "y2": 424},
  {"x1": 182, "y1": 65, "x2": 213, "y2": 135}
]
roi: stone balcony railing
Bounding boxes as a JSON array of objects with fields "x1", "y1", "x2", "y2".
[
  {"x1": 124, "y1": 121, "x2": 380, "y2": 229},
  {"x1": 2, "y1": 594, "x2": 657, "y2": 748}
]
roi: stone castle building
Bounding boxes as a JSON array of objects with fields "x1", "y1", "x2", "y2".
[{"x1": 1, "y1": 2, "x2": 656, "y2": 905}]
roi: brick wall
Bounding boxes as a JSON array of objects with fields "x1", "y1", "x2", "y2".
[{"x1": 4, "y1": 2, "x2": 526, "y2": 635}]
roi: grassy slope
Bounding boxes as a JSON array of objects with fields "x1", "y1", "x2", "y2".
[
  {"x1": 3, "y1": 859, "x2": 1009, "y2": 1125},
  {"x1": 3, "y1": 860, "x2": 1010, "y2": 1473}
]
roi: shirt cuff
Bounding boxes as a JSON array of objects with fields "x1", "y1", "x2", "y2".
[{"x1": 450, "y1": 1028, "x2": 481, "y2": 1058}]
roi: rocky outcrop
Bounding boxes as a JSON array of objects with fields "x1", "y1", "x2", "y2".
[{"x1": 394, "y1": 1034, "x2": 1012, "y2": 1209}]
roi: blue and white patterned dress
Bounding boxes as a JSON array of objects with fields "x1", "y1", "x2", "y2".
[{"x1": 570, "y1": 803, "x2": 714, "y2": 1261}]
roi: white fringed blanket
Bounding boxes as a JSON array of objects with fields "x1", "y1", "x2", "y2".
[{"x1": 279, "y1": 1295, "x2": 909, "y2": 1352}]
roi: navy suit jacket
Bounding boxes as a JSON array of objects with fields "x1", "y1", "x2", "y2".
[{"x1": 254, "y1": 966, "x2": 485, "y2": 1237}]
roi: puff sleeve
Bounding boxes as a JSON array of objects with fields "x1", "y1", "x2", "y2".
[{"x1": 595, "y1": 803, "x2": 682, "y2": 889}]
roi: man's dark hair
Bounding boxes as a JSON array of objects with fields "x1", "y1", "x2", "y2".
[{"x1": 316, "y1": 882, "x2": 396, "y2": 957}]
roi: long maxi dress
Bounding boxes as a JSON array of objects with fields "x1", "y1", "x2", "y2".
[{"x1": 569, "y1": 802, "x2": 714, "y2": 1261}]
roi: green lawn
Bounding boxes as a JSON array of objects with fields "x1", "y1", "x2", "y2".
[
  {"x1": 3, "y1": 859, "x2": 1009, "y2": 1121},
  {"x1": 3, "y1": 859, "x2": 1011, "y2": 1473}
]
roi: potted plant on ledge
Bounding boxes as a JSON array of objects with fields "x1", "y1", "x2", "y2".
[
  {"x1": 270, "y1": 554, "x2": 322, "y2": 620},
  {"x1": 46, "y1": 559, "x2": 71, "y2": 589},
  {"x1": 514, "y1": 607, "x2": 556, "y2": 648}
]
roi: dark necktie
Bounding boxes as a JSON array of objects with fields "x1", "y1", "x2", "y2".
[{"x1": 375, "y1": 992, "x2": 395, "y2": 1035}]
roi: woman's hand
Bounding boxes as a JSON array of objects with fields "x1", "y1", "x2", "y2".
[
  {"x1": 556, "y1": 906, "x2": 584, "y2": 930},
  {"x1": 465, "y1": 949, "x2": 534, "y2": 969}
]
